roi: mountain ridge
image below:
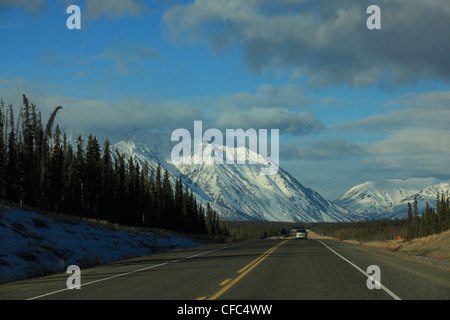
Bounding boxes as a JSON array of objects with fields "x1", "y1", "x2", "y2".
[
  {"x1": 336, "y1": 178, "x2": 450, "y2": 219},
  {"x1": 111, "y1": 130, "x2": 360, "y2": 223},
  {"x1": 62, "y1": 129, "x2": 449, "y2": 223}
]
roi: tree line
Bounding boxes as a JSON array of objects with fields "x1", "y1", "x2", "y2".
[
  {"x1": 313, "y1": 194, "x2": 450, "y2": 241},
  {"x1": 0, "y1": 95, "x2": 225, "y2": 235},
  {"x1": 313, "y1": 219, "x2": 407, "y2": 241},
  {"x1": 223, "y1": 221, "x2": 292, "y2": 241},
  {"x1": 405, "y1": 194, "x2": 450, "y2": 240}
]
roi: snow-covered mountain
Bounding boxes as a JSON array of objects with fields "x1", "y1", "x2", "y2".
[
  {"x1": 336, "y1": 178, "x2": 450, "y2": 219},
  {"x1": 112, "y1": 130, "x2": 359, "y2": 222}
]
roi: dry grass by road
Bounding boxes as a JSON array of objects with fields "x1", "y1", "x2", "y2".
[
  {"x1": 360, "y1": 230, "x2": 450, "y2": 264},
  {"x1": 308, "y1": 230, "x2": 450, "y2": 268},
  {"x1": 307, "y1": 231, "x2": 335, "y2": 240}
]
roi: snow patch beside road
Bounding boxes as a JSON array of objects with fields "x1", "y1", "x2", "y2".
[{"x1": 0, "y1": 206, "x2": 208, "y2": 283}]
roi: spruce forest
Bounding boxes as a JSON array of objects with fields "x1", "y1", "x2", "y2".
[
  {"x1": 313, "y1": 194, "x2": 450, "y2": 241},
  {"x1": 0, "y1": 95, "x2": 225, "y2": 236}
]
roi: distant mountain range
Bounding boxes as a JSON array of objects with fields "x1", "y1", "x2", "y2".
[
  {"x1": 336, "y1": 178, "x2": 450, "y2": 219},
  {"x1": 67, "y1": 129, "x2": 449, "y2": 222}
]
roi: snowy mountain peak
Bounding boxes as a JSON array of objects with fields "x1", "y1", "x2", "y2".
[
  {"x1": 112, "y1": 130, "x2": 357, "y2": 222},
  {"x1": 336, "y1": 178, "x2": 450, "y2": 219}
]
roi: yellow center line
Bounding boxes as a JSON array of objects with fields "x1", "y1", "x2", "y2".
[
  {"x1": 207, "y1": 239, "x2": 289, "y2": 300},
  {"x1": 238, "y1": 245, "x2": 276, "y2": 274}
]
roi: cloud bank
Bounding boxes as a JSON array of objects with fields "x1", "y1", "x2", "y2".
[{"x1": 163, "y1": 0, "x2": 450, "y2": 87}]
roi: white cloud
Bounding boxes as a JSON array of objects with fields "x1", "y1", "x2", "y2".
[
  {"x1": 40, "y1": 40, "x2": 159, "y2": 75},
  {"x1": 214, "y1": 83, "x2": 311, "y2": 110},
  {"x1": 97, "y1": 42, "x2": 159, "y2": 74},
  {"x1": 281, "y1": 139, "x2": 363, "y2": 161},
  {"x1": 323, "y1": 90, "x2": 450, "y2": 180},
  {"x1": 277, "y1": 89, "x2": 450, "y2": 191},
  {"x1": 162, "y1": 0, "x2": 450, "y2": 87},
  {"x1": 0, "y1": 86, "x2": 201, "y2": 134},
  {"x1": 366, "y1": 129, "x2": 450, "y2": 156},
  {"x1": 0, "y1": 0, "x2": 46, "y2": 13},
  {"x1": 213, "y1": 107, "x2": 324, "y2": 135},
  {"x1": 331, "y1": 91, "x2": 450, "y2": 133}
]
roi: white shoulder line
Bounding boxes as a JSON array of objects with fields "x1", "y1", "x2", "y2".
[
  {"x1": 26, "y1": 243, "x2": 244, "y2": 300},
  {"x1": 318, "y1": 240, "x2": 401, "y2": 300}
]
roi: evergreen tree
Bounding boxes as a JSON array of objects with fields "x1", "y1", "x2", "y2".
[
  {"x1": 173, "y1": 177, "x2": 183, "y2": 231},
  {"x1": 442, "y1": 193, "x2": 448, "y2": 232},
  {"x1": 100, "y1": 139, "x2": 114, "y2": 221},
  {"x1": 406, "y1": 202, "x2": 413, "y2": 240},
  {"x1": 153, "y1": 164, "x2": 162, "y2": 227},
  {"x1": 39, "y1": 104, "x2": 62, "y2": 209},
  {"x1": 85, "y1": 135, "x2": 102, "y2": 218},
  {"x1": 183, "y1": 187, "x2": 194, "y2": 233},
  {"x1": 206, "y1": 202, "x2": 219, "y2": 235},
  {"x1": 437, "y1": 192, "x2": 446, "y2": 233},
  {"x1": 0, "y1": 99, "x2": 6, "y2": 201},
  {"x1": 18, "y1": 95, "x2": 36, "y2": 207},
  {"x1": 69, "y1": 135, "x2": 86, "y2": 216},
  {"x1": 48, "y1": 125, "x2": 64, "y2": 212},
  {"x1": 197, "y1": 202, "x2": 206, "y2": 234},
  {"x1": 125, "y1": 156, "x2": 142, "y2": 226},
  {"x1": 138, "y1": 161, "x2": 150, "y2": 226},
  {"x1": 114, "y1": 150, "x2": 126, "y2": 224},
  {"x1": 5, "y1": 105, "x2": 20, "y2": 203},
  {"x1": 412, "y1": 196, "x2": 419, "y2": 236},
  {"x1": 189, "y1": 191, "x2": 198, "y2": 233},
  {"x1": 147, "y1": 168, "x2": 156, "y2": 227},
  {"x1": 161, "y1": 169, "x2": 173, "y2": 229},
  {"x1": 61, "y1": 132, "x2": 73, "y2": 214}
]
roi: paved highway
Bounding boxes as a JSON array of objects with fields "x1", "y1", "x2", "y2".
[{"x1": 0, "y1": 238, "x2": 449, "y2": 300}]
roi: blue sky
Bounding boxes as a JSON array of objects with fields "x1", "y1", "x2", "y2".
[{"x1": 1, "y1": 0, "x2": 449, "y2": 199}]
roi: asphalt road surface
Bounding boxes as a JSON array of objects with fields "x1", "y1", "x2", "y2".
[{"x1": 1, "y1": 238, "x2": 449, "y2": 300}]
